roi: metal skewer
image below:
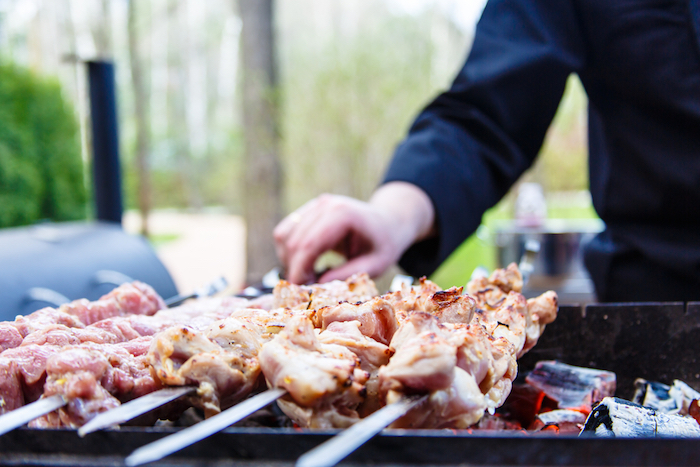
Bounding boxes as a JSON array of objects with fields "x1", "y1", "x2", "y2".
[
  {"x1": 0, "y1": 395, "x2": 66, "y2": 437},
  {"x1": 296, "y1": 394, "x2": 429, "y2": 467},
  {"x1": 125, "y1": 387, "x2": 287, "y2": 466},
  {"x1": 165, "y1": 276, "x2": 229, "y2": 307},
  {"x1": 78, "y1": 386, "x2": 196, "y2": 437},
  {"x1": 0, "y1": 281, "x2": 228, "y2": 438}
]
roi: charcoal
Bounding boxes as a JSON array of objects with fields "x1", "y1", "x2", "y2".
[
  {"x1": 525, "y1": 361, "x2": 616, "y2": 413},
  {"x1": 582, "y1": 397, "x2": 700, "y2": 438},
  {"x1": 531, "y1": 409, "x2": 587, "y2": 434},
  {"x1": 633, "y1": 379, "x2": 700, "y2": 415}
]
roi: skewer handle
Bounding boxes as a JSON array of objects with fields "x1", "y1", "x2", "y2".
[{"x1": 296, "y1": 394, "x2": 428, "y2": 467}]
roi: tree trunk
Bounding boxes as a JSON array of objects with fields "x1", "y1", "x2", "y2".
[
  {"x1": 128, "y1": 0, "x2": 152, "y2": 237},
  {"x1": 239, "y1": 0, "x2": 282, "y2": 284}
]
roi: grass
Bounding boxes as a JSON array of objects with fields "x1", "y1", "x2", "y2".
[{"x1": 147, "y1": 233, "x2": 181, "y2": 249}]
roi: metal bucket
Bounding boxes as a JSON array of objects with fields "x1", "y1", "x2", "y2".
[{"x1": 493, "y1": 219, "x2": 604, "y2": 303}]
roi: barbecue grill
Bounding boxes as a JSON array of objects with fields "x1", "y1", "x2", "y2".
[{"x1": 1, "y1": 301, "x2": 698, "y2": 466}]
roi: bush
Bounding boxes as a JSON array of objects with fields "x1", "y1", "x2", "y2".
[{"x1": 0, "y1": 63, "x2": 86, "y2": 227}]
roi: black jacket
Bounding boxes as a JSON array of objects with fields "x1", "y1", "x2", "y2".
[{"x1": 383, "y1": 0, "x2": 700, "y2": 301}]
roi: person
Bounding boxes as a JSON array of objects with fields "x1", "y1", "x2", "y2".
[{"x1": 274, "y1": 0, "x2": 700, "y2": 302}]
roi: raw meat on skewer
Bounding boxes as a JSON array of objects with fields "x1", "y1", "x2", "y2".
[
  {"x1": 0, "y1": 282, "x2": 165, "y2": 352},
  {"x1": 0, "y1": 296, "x2": 265, "y2": 419}
]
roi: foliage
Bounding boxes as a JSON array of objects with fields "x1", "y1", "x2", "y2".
[
  {"x1": 279, "y1": 12, "x2": 449, "y2": 210},
  {"x1": 0, "y1": 62, "x2": 86, "y2": 228}
]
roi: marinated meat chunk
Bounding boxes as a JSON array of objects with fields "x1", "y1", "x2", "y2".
[{"x1": 259, "y1": 316, "x2": 368, "y2": 428}]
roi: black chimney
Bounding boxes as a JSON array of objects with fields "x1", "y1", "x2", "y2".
[{"x1": 87, "y1": 60, "x2": 123, "y2": 224}]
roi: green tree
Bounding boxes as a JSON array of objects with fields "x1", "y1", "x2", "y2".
[{"x1": 0, "y1": 63, "x2": 86, "y2": 228}]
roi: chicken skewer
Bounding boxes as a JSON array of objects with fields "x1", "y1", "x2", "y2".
[
  {"x1": 74, "y1": 274, "x2": 380, "y2": 437},
  {"x1": 293, "y1": 265, "x2": 557, "y2": 467},
  {"x1": 120, "y1": 275, "x2": 383, "y2": 464}
]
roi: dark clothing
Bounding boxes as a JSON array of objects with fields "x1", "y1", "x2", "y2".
[{"x1": 383, "y1": 0, "x2": 700, "y2": 302}]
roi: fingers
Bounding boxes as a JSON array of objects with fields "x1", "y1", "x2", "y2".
[
  {"x1": 273, "y1": 197, "x2": 325, "y2": 266},
  {"x1": 275, "y1": 195, "x2": 358, "y2": 283},
  {"x1": 273, "y1": 193, "x2": 405, "y2": 284}
]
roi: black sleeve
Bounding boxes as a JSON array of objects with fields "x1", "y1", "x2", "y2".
[{"x1": 383, "y1": 0, "x2": 585, "y2": 276}]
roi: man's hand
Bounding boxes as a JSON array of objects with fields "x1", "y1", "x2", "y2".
[{"x1": 274, "y1": 182, "x2": 435, "y2": 284}]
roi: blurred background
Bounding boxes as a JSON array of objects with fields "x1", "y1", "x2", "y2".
[{"x1": 0, "y1": 0, "x2": 595, "y2": 301}]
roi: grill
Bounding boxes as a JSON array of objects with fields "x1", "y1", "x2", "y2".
[{"x1": 1, "y1": 302, "x2": 698, "y2": 466}]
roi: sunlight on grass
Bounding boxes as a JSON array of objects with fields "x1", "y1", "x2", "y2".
[{"x1": 147, "y1": 233, "x2": 181, "y2": 249}]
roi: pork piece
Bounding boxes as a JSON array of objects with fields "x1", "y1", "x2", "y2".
[
  {"x1": 315, "y1": 297, "x2": 399, "y2": 345},
  {"x1": 0, "y1": 344, "x2": 58, "y2": 413},
  {"x1": 29, "y1": 337, "x2": 158, "y2": 428},
  {"x1": 259, "y1": 316, "x2": 369, "y2": 428},
  {"x1": 0, "y1": 295, "x2": 258, "y2": 418},
  {"x1": 382, "y1": 278, "x2": 476, "y2": 325},
  {"x1": 273, "y1": 273, "x2": 378, "y2": 310},
  {"x1": 0, "y1": 358, "x2": 26, "y2": 413},
  {"x1": 1, "y1": 281, "x2": 165, "y2": 350},
  {"x1": 149, "y1": 316, "x2": 265, "y2": 416},
  {"x1": 0, "y1": 325, "x2": 22, "y2": 352}
]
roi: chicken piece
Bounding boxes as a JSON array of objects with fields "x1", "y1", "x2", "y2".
[
  {"x1": 315, "y1": 297, "x2": 399, "y2": 345},
  {"x1": 489, "y1": 263, "x2": 523, "y2": 293},
  {"x1": 318, "y1": 320, "x2": 392, "y2": 416},
  {"x1": 259, "y1": 316, "x2": 368, "y2": 428},
  {"x1": 382, "y1": 278, "x2": 475, "y2": 325},
  {"x1": 379, "y1": 312, "x2": 456, "y2": 394},
  {"x1": 30, "y1": 337, "x2": 159, "y2": 428},
  {"x1": 466, "y1": 263, "x2": 523, "y2": 309},
  {"x1": 149, "y1": 316, "x2": 264, "y2": 416},
  {"x1": 273, "y1": 273, "x2": 378, "y2": 310},
  {"x1": 379, "y1": 312, "x2": 488, "y2": 429},
  {"x1": 473, "y1": 292, "x2": 529, "y2": 357},
  {"x1": 449, "y1": 322, "x2": 517, "y2": 411},
  {"x1": 524, "y1": 291, "x2": 558, "y2": 351}
]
